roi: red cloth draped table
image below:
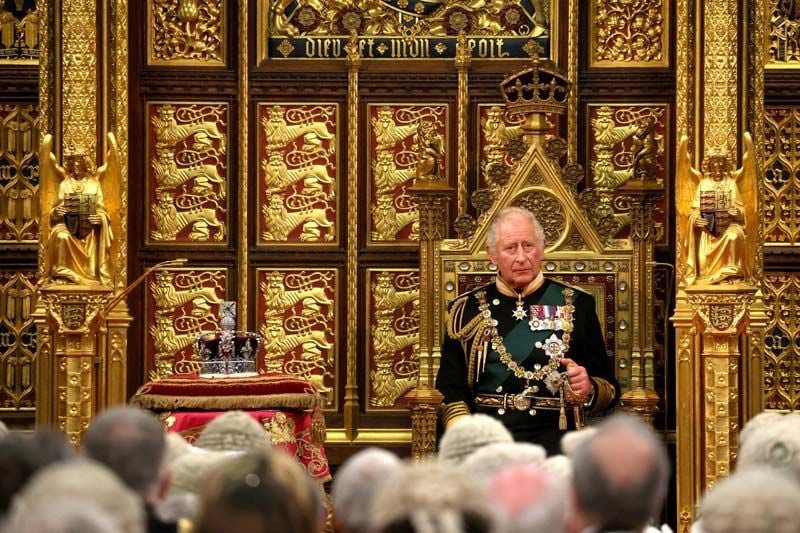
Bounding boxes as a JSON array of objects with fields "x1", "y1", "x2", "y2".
[{"x1": 130, "y1": 373, "x2": 330, "y2": 483}]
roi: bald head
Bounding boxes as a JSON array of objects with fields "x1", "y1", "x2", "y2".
[{"x1": 571, "y1": 415, "x2": 669, "y2": 531}]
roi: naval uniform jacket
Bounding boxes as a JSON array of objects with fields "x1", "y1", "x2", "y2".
[{"x1": 435, "y1": 277, "x2": 619, "y2": 454}]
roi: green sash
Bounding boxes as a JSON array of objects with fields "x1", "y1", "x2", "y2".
[{"x1": 478, "y1": 282, "x2": 566, "y2": 391}]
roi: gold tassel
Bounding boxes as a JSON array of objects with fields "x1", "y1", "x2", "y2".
[
  {"x1": 311, "y1": 396, "x2": 326, "y2": 445},
  {"x1": 559, "y1": 384, "x2": 567, "y2": 430},
  {"x1": 574, "y1": 406, "x2": 584, "y2": 430}
]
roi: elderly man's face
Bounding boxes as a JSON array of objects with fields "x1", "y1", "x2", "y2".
[{"x1": 488, "y1": 216, "x2": 543, "y2": 289}]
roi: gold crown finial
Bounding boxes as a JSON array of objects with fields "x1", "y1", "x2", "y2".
[{"x1": 498, "y1": 44, "x2": 570, "y2": 117}]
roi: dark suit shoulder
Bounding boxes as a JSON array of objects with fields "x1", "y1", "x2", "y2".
[
  {"x1": 446, "y1": 281, "x2": 494, "y2": 311},
  {"x1": 544, "y1": 277, "x2": 595, "y2": 300}
]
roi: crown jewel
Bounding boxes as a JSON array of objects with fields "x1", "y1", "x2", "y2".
[
  {"x1": 499, "y1": 40, "x2": 570, "y2": 116},
  {"x1": 195, "y1": 302, "x2": 261, "y2": 377}
]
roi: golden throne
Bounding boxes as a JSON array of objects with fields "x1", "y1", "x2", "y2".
[{"x1": 408, "y1": 52, "x2": 645, "y2": 457}]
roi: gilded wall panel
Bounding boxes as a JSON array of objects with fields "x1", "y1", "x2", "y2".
[
  {"x1": 146, "y1": 268, "x2": 228, "y2": 379},
  {"x1": 590, "y1": 0, "x2": 667, "y2": 67},
  {"x1": 0, "y1": 104, "x2": 39, "y2": 242},
  {"x1": 585, "y1": 103, "x2": 668, "y2": 243},
  {"x1": 366, "y1": 269, "x2": 419, "y2": 410},
  {"x1": 257, "y1": 103, "x2": 338, "y2": 245},
  {"x1": 256, "y1": 269, "x2": 337, "y2": 407},
  {"x1": 368, "y1": 103, "x2": 448, "y2": 245},
  {"x1": 763, "y1": 273, "x2": 800, "y2": 410},
  {"x1": 260, "y1": 0, "x2": 555, "y2": 61},
  {"x1": 764, "y1": 107, "x2": 800, "y2": 245},
  {"x1": 148, "y1": 0, "x2": 225, "y2": 66},
  {"x1": 767, "y1": 1, "x2": 800, "y2": 67},
  {"x1": 0, "y1": 271, "x2": 36, "y2": 410},
  {"x1": 0, "y1": 1, "x2": 38, "y2": 63},
  {"x1": 476, "y1": 104, "x2": 559, "y2": 192},
  {"x1": 147, "y1": 102, "x2": 228, "y2": 244}
]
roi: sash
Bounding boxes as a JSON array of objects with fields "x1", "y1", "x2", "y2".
[{"x1": 477, "y1": 282, "x2": 566, "y2": 391}]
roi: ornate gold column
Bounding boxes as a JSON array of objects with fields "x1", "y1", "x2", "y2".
[
  {"x1": 619, "y1": 180, "x2": 663, "y2": 424},
  {"x1": 343, "y1": 33, "x2": 361, "y2": 440},
  {"x1": 672, "y1": 1, "x2": 767, "y2": 529}
]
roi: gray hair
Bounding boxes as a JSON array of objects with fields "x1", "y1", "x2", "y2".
[
  {"x1": 369, "y1": 460, "x2": 495, "y2": 533},
  {"x1": 7, "y1": 459, "x2": 145, "y2": 533},
  {"x1": 571, "y1": 414, "x2": 670, "y2": 531},
  {"x1": 195, "y1": 410, "x2": 271, "y2": 453},
  {"x1": 84, "y1": 406, "x2": 166, "y2": 498},
  {"x1": 485, "y1": 207, "x2": 545, "y2": 253},
  {"x1": 699, "y1": 468, "x2": 800, "y2": 533},
  {"x1": 4, "y1": 497, "x2": 118, "y2": 533},
  {"x1": 332, "y1": 448, "x2": 402, "y2": 533},
  {"x1": 737, "y1": 412, "x2": 800, "y2": 482}
]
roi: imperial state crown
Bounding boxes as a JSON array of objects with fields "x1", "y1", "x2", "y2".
[{"x1": 194, "y1": 301, "x2": 261, "y2": 377}]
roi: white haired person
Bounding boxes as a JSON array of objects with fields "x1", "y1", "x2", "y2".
[{"x1": 436, "y1": 206, "x2": 618, "y2": 454}]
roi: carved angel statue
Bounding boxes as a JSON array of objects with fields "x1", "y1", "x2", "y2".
[
  {"x1": 40, "y1": 133, "x2": 121, "y2": 287},
  {"x1": 677, "y1": 133, "x2": 758, "y2": 286}
]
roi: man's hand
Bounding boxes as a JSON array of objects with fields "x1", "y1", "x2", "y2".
[{"x1": 560, "y1": 357, "x2": 592, "y2": 400}]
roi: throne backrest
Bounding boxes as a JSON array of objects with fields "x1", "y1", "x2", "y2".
[{"x1": 434, "y1": 135, "x2": 633, "y2": 390}]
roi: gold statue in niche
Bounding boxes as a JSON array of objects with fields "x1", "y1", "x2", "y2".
[
  {"x1": 414, "y1": 119, "x2": 444, "y2": 180},
  {"x1": 40, "y1": 134, "x2": 120, "y2": 286},
  {"x1": 677, "y1": 133, "x2": 758, "y2": 286}
]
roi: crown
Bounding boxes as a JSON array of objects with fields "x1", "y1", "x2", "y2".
[
  {"x1": 498, "y1": 41, "x2": 570, "y2": 116},
  {"x1": 194, "y1": 301, "x2": 262, "y2": 377}
]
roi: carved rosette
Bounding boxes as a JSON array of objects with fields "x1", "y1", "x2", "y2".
[
  {"x1": 583, "y1": 104, "x2": 668, "y2": 243},
  {"x1": 257, "y1": 103, "x2": 338, "y2": 245},
  {"x1": 256, "y1": 269, "x2": 337, "y2": 407},
  {"x1": 0, "y1": 2, "x2": 40, "y2": 63},
  {"x1": 0, "y1": 104, "x2": 39, "y2": 242},
  {"x1": 148, "y1": 0, "x2": 225, "y2": 66},
  {"x1": 764, "y1": 107, "x2": 800, "y2": 245},
  {"x1": 590, "y1": 0, "x2": 668, "y2": 67},
  {"x1": 513, "y1": 190, "x2": 567, "y2": 246},
  {"x1": 764, "y1": 274, "x2": 800, "y2": 410},
  {"x1": 146, "y1": 268, "x2": 227, "y2": 379},
  {"x1": 0, "y1": 271, "x2": 37, "y2": 409},
  {"x1": 147, "y1": 102, "x2": 228, "y2": 244},
  {"x1": 367, "y1": 270, "x2": 420, "y2": 409},
  {"x1": 368, "y1": 104, "x2": 448, "y2": 244}
]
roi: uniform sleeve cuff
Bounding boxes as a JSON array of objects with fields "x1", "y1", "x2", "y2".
[
  {"x1": 442, "y1": 401, "x2": 471, "y2": 427},
  {"x1": 587, "y1": 377, "x2": 616, "y2": 413}
]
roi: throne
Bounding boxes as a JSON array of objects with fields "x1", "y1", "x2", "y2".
[{"x1": 408, "y1": 49, "x2": 638, "y2": 456}]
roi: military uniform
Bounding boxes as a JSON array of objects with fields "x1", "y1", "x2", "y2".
[{"x1": 436, "y1": 275, "x2": 619, "y2": 455}]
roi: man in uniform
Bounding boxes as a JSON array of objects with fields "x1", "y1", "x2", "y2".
[{"x1": 436, "y1": 207, "x2": 619, "y2": 454}]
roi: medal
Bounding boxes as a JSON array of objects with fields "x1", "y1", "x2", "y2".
[{"x1": 512, "y1": 292, "x2": 526, "y2": 320}]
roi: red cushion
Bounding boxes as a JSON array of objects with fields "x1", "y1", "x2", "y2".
[{"x1": 130, "y1": 373, "x2": 318, "y2": 411}]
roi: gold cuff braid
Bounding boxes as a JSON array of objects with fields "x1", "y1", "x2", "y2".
[
  {"x1": 442, "y1": 401, "x2": 471, "y2": 427},
  {"x1": 587, "y1": 377, "x2": 616, "y2": 413}
]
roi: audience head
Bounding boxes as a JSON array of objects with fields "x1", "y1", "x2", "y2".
[
  {"x1": 4, "y1": 498, "x2": 118, "y2": 533},
  {"x1": 699, "y1": 467, "x2": 800, "y2": 533},
  {"x1": 369, "y1": 460, "x2": 495, "y2": 533},
  {"x1": 541, "y1": 454, "x2": 573, "y2": 483},
  {"x1": 195, "y1": 450, "x2": 323, "y2": 533},
  {"x1": 332, "y1": 447, "x2": 402, "y2": 533},
  {"x1": 0, "y1": 429, "x2": 75, "y2": 516},
  {"x1": 0, "y1": 420, "x2": 8, "y2": 440},
  {"x1": 488, "y1": 463, "x2": 569, "y2": 533},
  {"x1": 195, "y1": 410, "x2": 271, "y2": 453},
  {"x1": 84, "y1": 406, "x2": 166, "y2": 502},
  {"x1": 738, "y1": 412, "x2": 800, "y2": 482},
  {"x1": 163, "y1": 431, "x2": 193, "y2": 466},
  {"x1": 438, "y1": 413, "x2": 513, "y2": 464},
  {"x1": 561, "y1": 427, "x2": 597, "y2": 457},
  {"x1": 6, "y1": 458, "x2": 144, "y2": 533},
  {"x1": 462, "y1": 441, "x2": 546, "y2": 486},
  {"x1": 571, "y1": 414, "x2": 669, "y2": 531}
]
